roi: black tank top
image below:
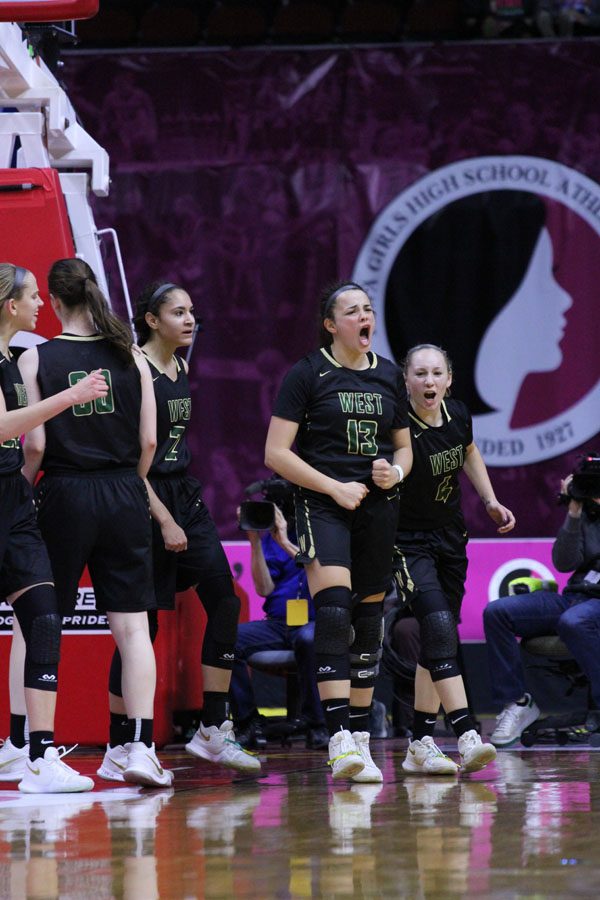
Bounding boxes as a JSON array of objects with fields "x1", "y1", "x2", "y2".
[
  {"x1": 37, "y1": 335, "x2": 142, "y2": 473},
  {"x1": 0, "y1": 350, "x2": 27, "y2": 474},
  {"x1": 145, "y1": 353, "x2": 192, "y2": 477}
]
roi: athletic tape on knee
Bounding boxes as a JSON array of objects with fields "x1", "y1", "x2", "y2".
[
  {"x1": 314, "y1": 586, "x2": 353, "y2": 682},
  {"x1": 13, "y1": 585, "x2": 61, "y2": 692}
]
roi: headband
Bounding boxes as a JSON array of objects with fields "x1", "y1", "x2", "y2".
[
  {"x1": 149, "y1": 282, "x2": 178, "y2": 307},
  {"x1": 322, "y1": 282, "x2": 363, "y2": 319},
  {"x1": 12, "y1": 266, "x2": 27, "y2": 293}
]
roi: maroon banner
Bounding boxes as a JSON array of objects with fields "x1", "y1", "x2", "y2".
[{"x1": 62, "y1": 42, "x2": 600, "y2": 538}]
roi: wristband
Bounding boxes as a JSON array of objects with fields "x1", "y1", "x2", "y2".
[{"x1": 392, "y1": 464, "x2": 404, "y2": 485}]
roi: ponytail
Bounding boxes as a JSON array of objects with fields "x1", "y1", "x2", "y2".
[{"x1": 48, "y1": 258, "x2": 134, "y2": 366}]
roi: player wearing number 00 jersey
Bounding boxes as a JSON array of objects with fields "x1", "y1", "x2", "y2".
[{"x1": 20, "y1": 258, "x2": 172, "y2": 789}]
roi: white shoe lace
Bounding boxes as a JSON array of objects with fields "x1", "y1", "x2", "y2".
[
  {"x1": 423, "y1": 738, "x2": 449, "y2": 761},
  {"x1": 51, "y1": 745, "x2": 82, "y2": 777},
  {"x1": 494, "y1": 706, "x2": 520, "y2": 738}
]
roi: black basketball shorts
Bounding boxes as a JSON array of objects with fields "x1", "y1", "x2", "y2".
[
  {"x1": 393, "y1": 519, "x2": 468, "y2": 620},
  {"x1": 35, "y1": 470, "x2": 155, "y2": 616},
  {"x1": 294, "y1": 485, "x2": 400, "y2": 598},
  {"x1": 0, "y1": 473, "x2": 54, "y2": 598},
  {"x1": 149, "y1": 474, "x2": 232, "y2": 610}
]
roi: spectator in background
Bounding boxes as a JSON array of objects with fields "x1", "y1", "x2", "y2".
[
  {"x1": 535, "y1": 0, "x2": 600, "y2": 36},
  {"x1": 484, "y1": 459, "x2": 600, "y2": 747},
  {"x1": 463, "y1": 0, "x2": 535, "y2": 37},
  {"x1": 232, "y1": 480, "x2": 328, "y2": 750}
]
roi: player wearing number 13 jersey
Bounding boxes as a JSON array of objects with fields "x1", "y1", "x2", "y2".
[
  {"x1": 19, "y1": 258, "x2": 174, "y2": 789},
  {"x1": 266, "y1": 281, "x2": 412, "y2": 784}
]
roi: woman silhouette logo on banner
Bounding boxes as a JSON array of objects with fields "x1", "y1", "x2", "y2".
[{"x1": 353, "y1": 156, "x2": 600, "y2": 465}]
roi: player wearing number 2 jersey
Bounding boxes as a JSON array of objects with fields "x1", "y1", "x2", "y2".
[
  {"x1": 266, "y1": 280, "x2": 412, "y2": 785},
  {"x1": 101, "y1": 281, "x2": 259, "y2": 779},
  {"x1": 19, "y1": 257, "x2": 172, "y2": 788}
]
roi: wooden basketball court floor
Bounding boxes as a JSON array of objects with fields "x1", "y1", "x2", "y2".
[{"x1": 1, "y1": 734, "x2": 600, "y2": 898}]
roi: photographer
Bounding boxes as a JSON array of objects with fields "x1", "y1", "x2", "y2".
[
  {"x1": 232, "y1": 479, "x2": 328, "y2": 750},
  {"x1": 483, "y1": 454, "x2": 600, "y2": 747}
]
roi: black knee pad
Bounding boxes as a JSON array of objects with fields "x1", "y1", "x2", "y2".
[
  {"x1": 314, "y1": 586, "x2": 353, "y2": 682},
  {"x1": 13, "y1": 584, "x2": 61, "y2": 692},
  {"x1": 429, "y1": 657, "x2": 461, "y2": 682},
  {"x1": 350, "y1": 602, "x2": 383, "y2": 685},
  {"x1": 420, "y1": 609, "x2": 457, "y2": 662},
  {"x1": 200, "y1": 579, "x2": 241, "y2": 670}
]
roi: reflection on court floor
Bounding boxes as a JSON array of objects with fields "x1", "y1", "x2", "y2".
[{"x1": 0, "y1": 739, "x2": 599, "y2": 898}]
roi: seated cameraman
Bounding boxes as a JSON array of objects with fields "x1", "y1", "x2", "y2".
[
  {"x1": 483, "y1": 455, "x2": 600, "y2": 747},
  {"x1": 231, "y1": 479, "x2": 328, "y2": 749}
]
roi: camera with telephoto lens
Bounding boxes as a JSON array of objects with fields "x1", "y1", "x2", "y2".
[
  {"x1": 239, "y1": 476, "x2": 294, "y2": 531},
  {"x1": 558, "y1": 453, "x2": 600, "y2": 505}
]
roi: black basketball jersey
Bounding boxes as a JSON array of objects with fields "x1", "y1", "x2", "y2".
[
  {"x1": 397, "y1": 398, "x2": 473, "y2": 531},
  {"x1": 273, "y1": 347, "x2": 408, "y2": 483},
  {"x1": 36, "y1": 335, "x2": 142, "y2": 472},
  {"x1": 0, "y1": 350, "x2": 27, "y2": 474},
  {"x1": 145, "y1": 353, "x2": 192, "y2": 477}
]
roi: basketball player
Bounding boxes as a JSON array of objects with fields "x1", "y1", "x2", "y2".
[
  {"x1": 97, "y1": 281, "x2": 260, "y2": 781},
  {"x1": 19, "y1": 258, "x2": 173, "y2": 789},
  {"x1": 0, "y1": 262, "x2": 106, "y2": 792},
  {"x1": 396, "y1": 344, "x2": 515, "y2": 776},
  {"x1": 265, "y1": 281, "x2": 413, "y2": 782}
]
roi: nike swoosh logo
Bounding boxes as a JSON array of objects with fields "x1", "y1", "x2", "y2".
[
  {"x1": 326, "y1": 704, "x2": 346, "y2": 712},
  {"x1": 27, "y1": 764, "x2": 40, "y2": 775},
  {"x1": 109, "y1": 756, "x2": 127, "y2": 771},
  {"x1": 41, "y1": 739, "x2": 54, "y2": 745},
  {"x1": 152, "y1": 376, "x2": 160, "y2": 382},
  {"x1": 0, "y1": 756, "x2": 24, "y2": 769},
  {"x1": 413, "y1": 432, "x2": 423, "y2": 439},
  {"x1": 147, "y1": 754, "x2": 164, "y2": 776},
  {"x1": 319, "y1": 370, "x2": 332, "y2": 377}
]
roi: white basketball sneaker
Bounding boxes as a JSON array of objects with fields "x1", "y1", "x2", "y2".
[
  {"x1": 458, "y1": 730, "x2": 497, "y2": 773},
  {"x1": 97, "y1": 744, "x2": 128, "y2": 782},
  {"x1": 402, "y1": 735, "x2": 459, "y2": 776},
  {"x1": 327, "y1": 729, "x2": 364, "y2": 780},
  {"x1": 18, "y1": 746, "x2": 94, "y2": 794},
  {"x1": 123, "y1": 742, "x2": 174, "y2": 788},
  {"x1": 351, "y1": 732, "x2": 383, "y2": 783},
  {"x1": 185, "y1": 721, "x2": 261, "y2": 773},
  {"x1": 0, "y1": 737, "x2": 29, "y2": 782}
]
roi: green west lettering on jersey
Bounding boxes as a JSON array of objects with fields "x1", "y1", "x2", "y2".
[
  {"x1": 429, "y1": 445, "x2": 464, "y2": 476},
  {"x1": 338, "y1": 392, "x2": 383, "y2": 415},
  {"x1": 167, "y1": 397, "x2": 191, "y2": 423}
]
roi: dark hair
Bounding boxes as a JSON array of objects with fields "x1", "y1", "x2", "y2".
[
  {"x1": 385, "y1": 190, "x2": 546, "y2": 413},
  {"x1": 317, "y1": 279, "x2": 370, "y2": 347},
  {"x1": 0, "y1": 263, "x2": 30, "y2": 311},
  {"x1": 133, "y1": 281, "x2": 182, "y2": 346},
  {"x1": 48, "y1": 258, "x2": 134, "y2": 365}
]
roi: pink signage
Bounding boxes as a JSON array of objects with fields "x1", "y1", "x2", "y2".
[{"x1": 224, "y1": 538, "x2": 569, "y2": 643}]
